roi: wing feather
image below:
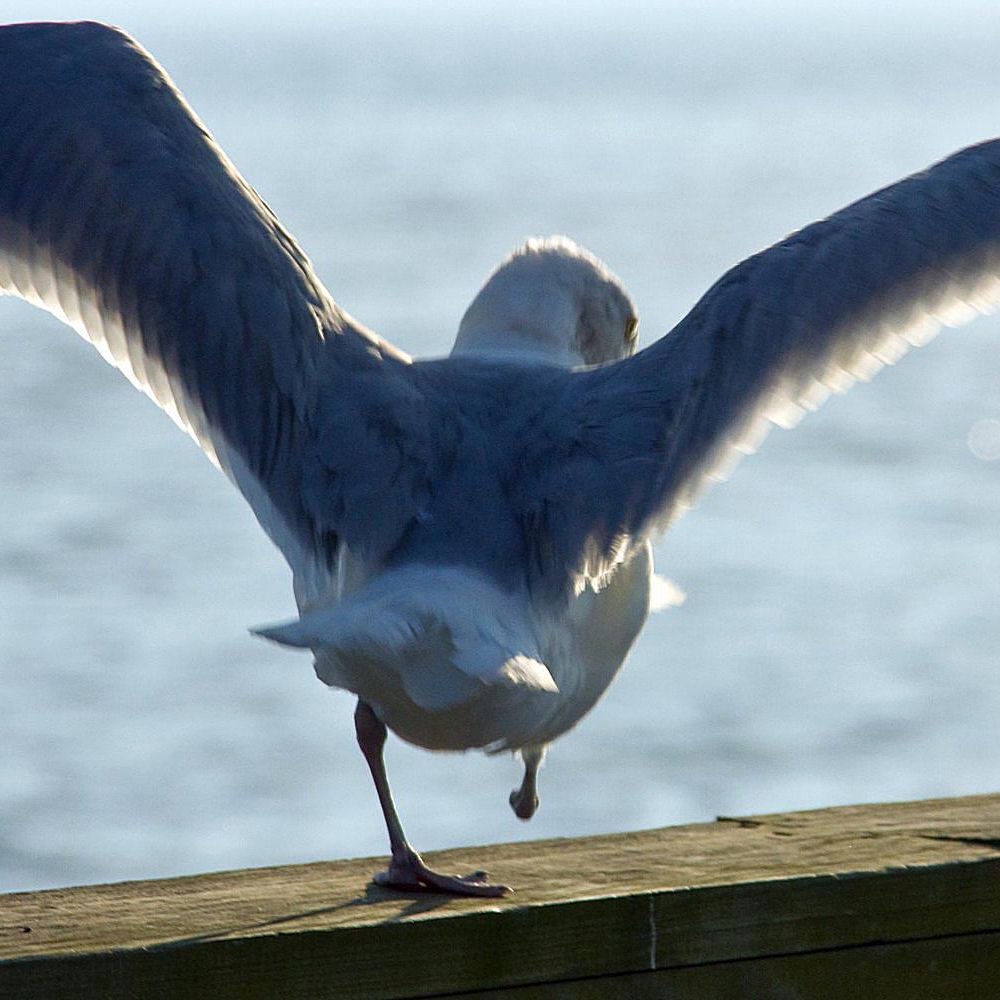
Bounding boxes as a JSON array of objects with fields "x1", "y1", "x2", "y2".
[
  {"x1": 0, "y1": 22, "x2": 428, "y2": 601},
  {"x1": 522, "y1": 138, "x2": 1000, "y2": 591}
]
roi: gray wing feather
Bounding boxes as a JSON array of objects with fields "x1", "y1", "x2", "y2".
[
  {"x1": 523, "y1": 139, "x2": 1000, "y2": 590},
  {"x1": 0, "y1": 22, "x2": 427, "y2": 599}
]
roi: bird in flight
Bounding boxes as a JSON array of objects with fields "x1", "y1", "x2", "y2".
[{"x1": 2, "y1": 21, "x2": 999, "y2": 896}]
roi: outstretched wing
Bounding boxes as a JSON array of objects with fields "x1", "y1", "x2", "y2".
[
  {"x1": 0, "y1": 21, "x2": 429, "y2": 602},
  {"x1": 521, "y1": 138, "x2": 1000, "y2": 591}
]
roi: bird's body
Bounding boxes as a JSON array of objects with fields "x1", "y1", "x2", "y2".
[
  {"x1": 265, "y1": 340, "x2": 654, "y2": 758},
  {"x1": 295, "y1": 551, "x2": 650, "y2": 753},
  {"x1": 4, "y1": 20, "x2": 1000, "y2": 894}
]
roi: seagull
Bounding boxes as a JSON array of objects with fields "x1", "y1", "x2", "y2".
[{"x1": 3, "y1": 21, "x2": 1000, "y2": 897}]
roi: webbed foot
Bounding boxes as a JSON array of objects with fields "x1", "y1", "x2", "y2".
[
  {"x1": 509, "y1": 786, "x2": 539, "y2": 820},
  {"x1": 374, "y1": 850, "x2": 511, "y2": 897}
]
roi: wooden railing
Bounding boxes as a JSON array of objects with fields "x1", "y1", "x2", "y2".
[{"x1": 3, "y1": 793, "x2": 1000, "y2": 998}]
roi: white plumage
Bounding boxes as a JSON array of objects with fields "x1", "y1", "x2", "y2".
[{"x1": 3, "y1": 21, "x2": 1000, "y2": 893}]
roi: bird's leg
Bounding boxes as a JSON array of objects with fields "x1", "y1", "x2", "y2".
[
  {"x1": 509, "y1": 744, "x2": 545, "y2": 820},
  {"x1": 353, "y1": 700, "x2": 511, "y2": 897}
]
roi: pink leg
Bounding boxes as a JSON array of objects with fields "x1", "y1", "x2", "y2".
[{"x1": 354, "y1": 700, "x2": 511, "y2": 897}]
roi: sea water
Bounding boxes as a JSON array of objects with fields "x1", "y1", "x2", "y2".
[{"x1": 3, "y1": 0, "x2": 1000, "y2": 891}]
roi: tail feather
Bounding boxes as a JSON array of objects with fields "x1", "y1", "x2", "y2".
[{"x1": 250, "y1": 565, "x2": 558, "y2": 712}]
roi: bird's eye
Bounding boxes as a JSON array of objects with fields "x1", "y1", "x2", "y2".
[{"x1": 624, "y1": 316, "x2": 639, "y2": 344}]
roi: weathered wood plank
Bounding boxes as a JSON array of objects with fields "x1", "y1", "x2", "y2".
[
  {"x1": 449, "y1": 930, "x2": 1000, "y2": 999},
  {"x1": 2, "y1": 793, "x2": 1000, "y2": 998}
]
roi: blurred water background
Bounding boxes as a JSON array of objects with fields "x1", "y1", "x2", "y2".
[{"x1": 4, "y1": 0, "x2": 1000, "y2": 893}]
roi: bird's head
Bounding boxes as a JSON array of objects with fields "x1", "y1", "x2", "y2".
[{"x1": 451, "y1": 236, "x2": 638, "y2": 368}]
